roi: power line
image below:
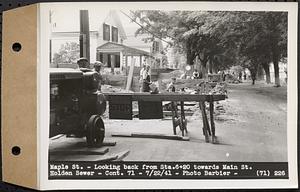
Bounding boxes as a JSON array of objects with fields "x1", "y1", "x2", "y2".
[
  {"x1": 129, "y1": 10, "x2": 180, "y2": 43},
  {"x1": 120, "y1": 10, "x2": 185, "y2": 52}
]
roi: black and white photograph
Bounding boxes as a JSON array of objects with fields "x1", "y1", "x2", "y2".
[{"x1": 37, "y1": 2, "x2": 298, "y2": 189}]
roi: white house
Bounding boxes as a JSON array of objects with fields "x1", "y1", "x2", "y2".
[{"x1": 50, "y1": 10, "x2": 153, "y2": 73}]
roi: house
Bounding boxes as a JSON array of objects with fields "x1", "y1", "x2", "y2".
[
  {"x1": 50, "y1": 10, "x2": 156, "y2": 74},
  {"x1": 166, "y1": 47, "x2": 187, "y2": 70}
]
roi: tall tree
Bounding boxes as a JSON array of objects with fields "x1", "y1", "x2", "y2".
[
  {"x1": 264, "y1": 12, "x2": 287, "y2": 86},
  {"x1": 131, "y1": 11, "x2": 287, "y2": 85}
]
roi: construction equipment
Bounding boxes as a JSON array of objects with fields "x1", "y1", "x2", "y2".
[{"x1": 50, "y1": 68, "x2": 107, "y2": 147}]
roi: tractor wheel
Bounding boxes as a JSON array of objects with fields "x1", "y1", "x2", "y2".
[{"x1": 86, "y1": 115, "x2": 105, "y2": 147}]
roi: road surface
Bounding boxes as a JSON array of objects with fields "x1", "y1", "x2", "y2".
[{"x1": 50, "y1": 81, "x2": 288, "y2": 162}]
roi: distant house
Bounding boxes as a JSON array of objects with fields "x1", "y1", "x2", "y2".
[
  {"x1": 96, "y1": 11, "x2": 152, "y2": 74},
  {"x1": 50, "y1": 10, "x2": 153, "y2": 73},
  {"x1": 166, "y1": 47, "x2": 187, "y2": 70}
]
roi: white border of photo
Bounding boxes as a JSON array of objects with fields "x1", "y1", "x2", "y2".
[{"x1": 39, "y1": 2, "x2": 298, "y2": 190}]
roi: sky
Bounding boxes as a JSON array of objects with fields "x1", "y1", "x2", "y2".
[
  {"x1": 49, "y1": 4, "x2": 157, "y2": 62},
  {"x1": 50, "y1": 5, "x2": 140, "y2": 33}
]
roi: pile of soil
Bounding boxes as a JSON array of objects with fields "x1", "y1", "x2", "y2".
[{"x1": 225, "y1": 74, "x2": 242, "y2": 84}]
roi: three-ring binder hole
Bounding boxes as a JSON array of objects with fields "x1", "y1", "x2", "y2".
[
  {"x1": 12, "y1": 42, "x2": 22, "y2": 52},
  {"x1": 12, "y1": 146, "x2": 21, "y2": 156}
]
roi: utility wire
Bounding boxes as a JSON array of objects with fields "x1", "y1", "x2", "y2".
[
  {"x1": 120, "y1": 10, "x2": 185, "y2": 52},
  {"x1": 129, "y1": 10, "x2": 181, "y2": 43}
]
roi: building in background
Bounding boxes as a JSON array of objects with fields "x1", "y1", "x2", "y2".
[{"x1": 50, "y1": 10, "x2": 153, "y2": 74}]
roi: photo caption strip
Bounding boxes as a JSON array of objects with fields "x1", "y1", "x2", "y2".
[{"x1": 49, "y1": 162, "x2": 288, "y2": 179}]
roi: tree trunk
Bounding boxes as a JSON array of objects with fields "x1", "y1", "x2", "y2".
[
  {"x1": 273, "y1": 60, "x2": 280, "y2": 87},
  {"x1": 262, "y1": 63, "x2": 271, "y2": 84},
  {"x1": 186, "y1": 40, "x2": 195, "y2": 66},
  {"x1": 199, "y1": 58, "x2": 209, "y2": 80},
  {"x1": 257, "y1": 65, "x2": 264, "y2": 81},
  {"x1": 250, "y1": 68, "x2": 257, "y2": 85},
  {"x1": 198, "y1": 52, "x2": 209, "y2": 80},
  {"x1": 251, "y1": 73, "x2": 256, "y2": 85},
  {"x1": 271, "y1": 40, "x2": 281, "y2": 87},
  {"x1": 208, "y1": 59, "x2": 213, "y2": 74}
]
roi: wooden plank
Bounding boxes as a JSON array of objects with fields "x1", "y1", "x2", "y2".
[
  {"x1": 171, "y1": 101, "x2": 178, "y2": 135},
  {"x1": 199, "y1": 102, "x2": 210, "y2": 143},
  {"x1": 49, "y1": 148, "x2": 109, "y2": 156},
  {"x1": 114, "y1": 150, "x2": 130, "y2": 161},
  {"x1": 50, "y1": 134, "x2": 66, "y2": 141},
  {"x1": 111, "y1": 132, "x2": 189, "y2": 141},
  {"x1": 102, "y1": 141, "x2": 117, "y2": 146},
  {"x1": 64, "y1": 141, "x2": 116, "y2": 148},
  {"x1": 163, "y1": 111, "x2": 194, "y2": 116},
  {"x1": 104, "y1": 92, "x2": 226, "y2": 102},
  {"x1": 111, "y1": 133, "x2": 132, "y2": 137},
  {"x1": 180, "y1": 101, "x2": 187, "y2": 136},
  {"x1": 209, "y1": 96, "x2": 217, "y2": 144},
  {"x1": 125, "y1": 58, "x2": 135, "y2": 91}
]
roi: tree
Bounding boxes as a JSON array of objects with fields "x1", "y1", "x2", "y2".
[
  {"x1": 131, "y1": 11, "x2": 287, "y2": 85},
  {"x1": 214, "y1": 11, "x2": 287, "y2": 85},
  {"x1": 265, "y1": 12, "x2": 287, "y2": 86},
  {"x1": 52, "y1": 42, "x2": 80, "y2": 65},
  {"x1": 132, "y1": 11, "x2": 231, "y2": 78}
]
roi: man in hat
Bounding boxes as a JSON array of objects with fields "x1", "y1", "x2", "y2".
[
  {"x1": 93, "y1": 61, "x2": 103, "y2": 91},
  {"x1": 166, "y1": 77, "x2": 177, "y2": 92},
  {"x1": 142, "y1": 64, "x2": 151, "y2": 92},
  {"x1": 77, "y1": 57, "x2": 90, "y2": 69}
]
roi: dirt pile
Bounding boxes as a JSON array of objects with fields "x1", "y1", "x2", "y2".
[
  {"x1": 208, "y1": 83, "x2": 227, "y2": 95},
  {"x1": 225, "y1": 74, "x2": 242, "y2": 84},
  {"x1": 101, "y1": 84, "x2": 134, "y2": 93}
]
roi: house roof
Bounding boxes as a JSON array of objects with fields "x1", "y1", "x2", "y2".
[
  {"x1": 97, "y1": 42, "x2": 150, "y2": 56},
  {"x1": 103, "y1": 10, "x2": 127, "y2": 40}
]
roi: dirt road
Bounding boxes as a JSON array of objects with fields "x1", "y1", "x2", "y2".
[
  {"x1": 101, "y1": 81, "x2": 287, "y2": 161},
  {"x1": 50, "y1": 81, "x2": 287, "y2": 162}
]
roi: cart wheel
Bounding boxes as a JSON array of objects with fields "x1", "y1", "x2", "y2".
[{"x1": 86, "y1": 115, "x2": 105, "y2": 147}]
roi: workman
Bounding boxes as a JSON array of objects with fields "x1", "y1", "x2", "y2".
[
  {"x1": 93, "y1": 61, "x2": 103, "y2": 91},
  {"x1": 167, "y1": 77, "x2": 176, "y2": 92},
  {"x1": 192, "y1": 69, "x2": 200, "y2": 79},
  {"x1": 142, "y1": 65, "x2": 151, "y2": 92},
  {"x1": 77, "y1": 57, "x2": 90, "y2": 69}
]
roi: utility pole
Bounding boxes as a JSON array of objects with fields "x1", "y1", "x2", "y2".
[{"x1": 79, "y1": 10, "x2": 90, "y2": 63}]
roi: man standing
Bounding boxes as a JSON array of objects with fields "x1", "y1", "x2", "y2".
[
  {"x1": 93, "y1": 61, "x2": 103, "y2": 91},
  {"x1": 166, "y1": 77, "x2": 176, "y2": 92},
  {"x1": 142, "y1": 65, "x2": 151, "y2": 92},
  {"x1": 192, "y1": 69, "x2": 200, "y2": 79},
  {"x1": 77, "y1": 57, "x2": 89, "y2": 69}
]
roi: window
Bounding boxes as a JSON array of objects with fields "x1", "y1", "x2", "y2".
[
  {"x1": 153, "y1": 41, "x2": 160, "y2": 53},
  {"x1": 103, "y1": 23, "x2": 110, "y2": 41},
  {"x1": 112, "y1": 26, "x2": 118, "y2": 43}
]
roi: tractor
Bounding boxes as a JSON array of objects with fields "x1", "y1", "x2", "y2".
[{"x1": 49, "y1": 68, "x2": 106, "y2": 147}]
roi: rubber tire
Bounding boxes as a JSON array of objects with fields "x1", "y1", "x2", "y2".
[{"x1": 86, "y1": 115, "x2": 105, "y2": 147}]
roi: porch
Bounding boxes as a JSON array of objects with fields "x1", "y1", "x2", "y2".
[{"x1": 96, "y1": 42, "x2": 151, "y2": 74}]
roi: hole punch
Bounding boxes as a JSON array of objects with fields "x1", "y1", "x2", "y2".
[
  {"x1": 12, "y1": 146, "x2": 21, "y2": 156},
  {"x1": 12, "y1": 42, "x2": 22, "y2": 52}
]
